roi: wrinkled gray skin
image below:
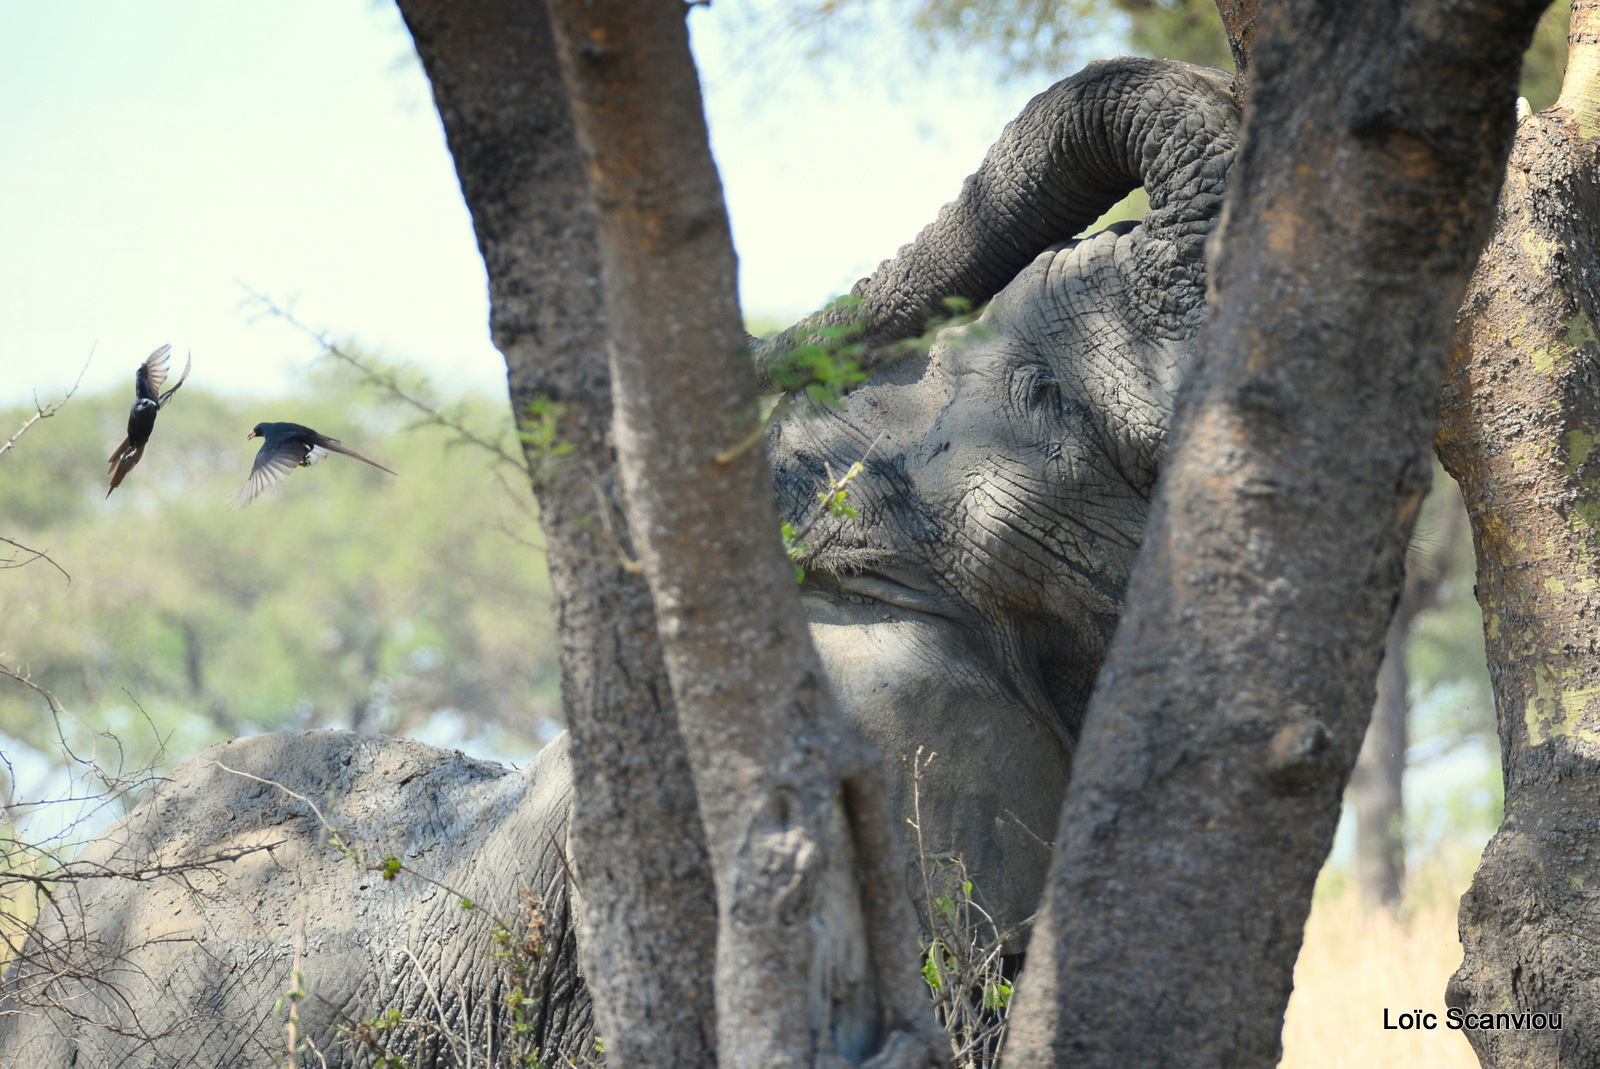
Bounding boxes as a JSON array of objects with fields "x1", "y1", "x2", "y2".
[
  {"x1": 0, "y1": 732, "x2": 591, "y2": 1067},
  {"x1": 0, "y1": 58, "x2": 1238, "y2": 1066},
  {"x1": 769, "y1": 57, "x2": 1238, "y2": 938}
]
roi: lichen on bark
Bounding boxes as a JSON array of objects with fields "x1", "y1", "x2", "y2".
[{"x1": 1438, "y1": 4, "x2": 1600, "y2": 1063}]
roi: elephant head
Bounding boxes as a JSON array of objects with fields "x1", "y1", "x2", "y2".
[{"x1": 764, "y1": 57, "x2": 1241, "y2": 941}]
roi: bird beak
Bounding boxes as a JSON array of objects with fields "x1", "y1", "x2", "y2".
[{"x1": 246, "y1": 430, "x2": 258, "y2": 440}]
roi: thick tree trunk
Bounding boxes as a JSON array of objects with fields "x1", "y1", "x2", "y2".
[
  {"x1": 394, "y1": 4, "x2": 718, "y2": 1066},
  {"x1": 1003, "y1": 0, "x2": 1548, "y2": 1066},
  {"x1": 1437, "y1": 3, "x2": 1600, "y2": 1062},
  {"x1": 541, "y1": 2, "x2": 942, "y2": 1068}
]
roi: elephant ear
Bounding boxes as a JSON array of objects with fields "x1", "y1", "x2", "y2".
[{"x1": 754, "y1": 57, "x2": 1241, "y2": 386}]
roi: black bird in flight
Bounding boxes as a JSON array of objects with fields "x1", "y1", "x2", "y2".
[
  {"x1": 234, "y1": 421, "x2": 397, "y2": 506},
  {"x1": 107, "y1": 344, "x2": 191, "y2": 497}
]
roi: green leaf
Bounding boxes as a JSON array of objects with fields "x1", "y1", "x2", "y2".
[
  {"x1": 922, "y1": 947, "x2": 943, "y2": 991},
  {"x1": 984, "y1": 980, "x2": 1014, "y2": 1010}
]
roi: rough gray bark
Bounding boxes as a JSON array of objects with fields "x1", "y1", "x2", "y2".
[
  {"x1": 1438, "y1": 2, "x2": 1600, "y2": 1061},
  {"x1": 541, "y1": 2, "x2": 943, "y2": 1067},
  {"x1": 1214, "y1": 0, "x2": 1262, "y2": 98},
  {"x1": 394, "y1": 4, "x2": 717, "y2": 1065},
  {"x1": 1002, "y1": 0, "x2": 1550, "y2": 1064}
]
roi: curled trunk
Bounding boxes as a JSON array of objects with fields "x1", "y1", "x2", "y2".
[{"x1": 755, "y1": 59, "x2": 1239, "y2": 383}]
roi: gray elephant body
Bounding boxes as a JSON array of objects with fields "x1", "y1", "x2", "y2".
[
  {"x1": 0, "y1": 732, "x2": 589, "y2": 1067},
  {"x1": 0, "y1": 57, "x2": 1239, "y2": 1066}
]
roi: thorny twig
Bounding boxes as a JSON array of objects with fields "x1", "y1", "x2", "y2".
[
  {"x1": 0, "y1": 661, "x2": 159, "y2": 799},
  {"x1": 0, "y1": 354, "x2": 89, "y2": 464},
  {"x1": 1, "y1": 844, "x2": 282, "y2": 891},
  {"x1": 239, "y1": 286, "x2": 532, "y2": 479},
  {"x1": 0, "y1": 534, "x2": 70, "y2": 582},
  {"x1": 0, "y1": 668, "x2": 289, "y2": 1059},
  {"x1": 1, "y1": 355, "x2": 90, "y2": 583},
  {"x1": 909, "y1": 748, "x2": 1023, "y2": 1069}
]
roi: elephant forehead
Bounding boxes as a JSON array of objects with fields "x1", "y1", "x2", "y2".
[{"x1": 979, "y1": 233, "x2": 1188, "y2": 469}]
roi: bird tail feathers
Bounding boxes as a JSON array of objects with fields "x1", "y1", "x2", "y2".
[
  {"x1": 106, "y1": 441, "x2": 144, "y2": 496},
  {"x1": 320, "y1": 440, "x2": 398, "y2": 477}
]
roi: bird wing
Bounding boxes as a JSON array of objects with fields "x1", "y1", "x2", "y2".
[
  {"x1": 157, "y1": 352, "x2": 191, "y2": 407},
  {"x1": 232, "y1": 437, "x2": 312, "y2": 507},
  {"x1": 309, "y1": 433, "x2": 398, "y2": 476},
  {"x1": 134, "y1": 345, "x2": 173, "y2": 403}
]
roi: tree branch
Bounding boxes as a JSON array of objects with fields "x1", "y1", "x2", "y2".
[
  {"x1": 0, "y1": 354, "x2": 88, "y2": 464},
  {"x1": 239, "y1": 287, "x2": 533, "y2": 480},
  {"x1": 0, "y1": 535, "x2": 70, "y2": 582}
]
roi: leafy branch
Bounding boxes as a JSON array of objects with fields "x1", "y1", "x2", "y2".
[
  {"x1": 909, "y1": 748, "x2": 1021, "y2": 1069},
  {"x1": 781, "y1": 434, "x2": 882, "y2": 582}
]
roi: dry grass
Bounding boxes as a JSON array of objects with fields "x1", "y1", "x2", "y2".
[{"x1": 1279, "y1": 850, "x2": 1484, "y2": 1069}]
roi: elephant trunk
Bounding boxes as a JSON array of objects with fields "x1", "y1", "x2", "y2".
[{"x1": 755, "y1": 57, "x2": 1241, "y2": 384}]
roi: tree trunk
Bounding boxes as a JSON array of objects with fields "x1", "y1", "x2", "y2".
[
  {"x1": 1214, "y1": 0, "x2": 1262, "y2": 97},
  {"x1": 394, "y1": 4, "x2": 718, "y2": 1065},
  {"x1": 1349, "y1": 599, "x2": 1411, "y2": 909},
  {"x1": 540, "y1": 2, "x2": 943, "y2": 1067},
  {"x1": 1437, "y1": 3, "x2": 1600, "y2": 1062},
  {"x1": 1348, "y1": 500, "x2": 1459, "y2": 911},
  {"x1": 1003, "y1": 0, "x2": 1549, "y2": 1065}
]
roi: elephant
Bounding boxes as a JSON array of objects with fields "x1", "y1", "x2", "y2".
[
  {"x1": 0, "y1": 731, "x2": 591, "y2": 1067},
  {"x1": 764, "y1": 55, "x2": 1237, "y2": 940},
  {"x1": 0, "y1": 57, "x2": 1239, "y2": 1066}
]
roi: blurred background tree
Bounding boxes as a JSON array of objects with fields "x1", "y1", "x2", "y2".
[{"x1": 787, "y1": 0, "x2": 1568, "y2": 102}]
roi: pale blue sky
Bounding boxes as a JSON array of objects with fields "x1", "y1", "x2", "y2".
[{"x1": 0, "y1": 1, "x2": 1063, "y2": 407}]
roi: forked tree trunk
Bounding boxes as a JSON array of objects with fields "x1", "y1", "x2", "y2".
[
  {"x1": 541, "y1": 2, "x2": 943, "y2": 1067},
  {"x1": 1437, "y1": 2, "x2": 1600, "y2": 1061},
  {"x1": 394, "y1": 4, "x2": 718, "y2": 1065},
  {"x1": 1003, "y1": 0, "x2": 1549, "y2": 1065}
]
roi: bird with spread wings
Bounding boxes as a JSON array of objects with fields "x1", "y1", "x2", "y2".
[
  {"x1": 106, "y1": 344, "x2": 191, "y2": 497},
  {"x1": 234, "y1": 421, "x2": 397, "y2": 507}
]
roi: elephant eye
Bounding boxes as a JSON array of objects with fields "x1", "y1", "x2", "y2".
[{"x1": 1015, "y1": 364, "x2": 1064, "y2": 415}]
